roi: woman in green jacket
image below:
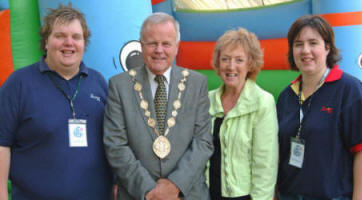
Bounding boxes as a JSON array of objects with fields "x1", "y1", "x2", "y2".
[{"x1": 207, "y1": 27, "x2": 278, "y2": 200}]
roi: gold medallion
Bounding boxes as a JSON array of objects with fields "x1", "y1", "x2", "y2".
[
  {"x1": 182, "y1": 70, "x2": 189, "y2": 77},
  {"x1": 130, "y1": 70, "x2": 188, "y2": 157},
  {"x1": 145, "y1": 110, "x2": 151, "y2": 117},
  {"x1": 134, "y1": 82, "x2": 142, "y2": 91},
  {"x1": 167, "y1": 117, "x2": 176, "y2": 128},
  {"x1": 148, "y1": 118, "x2": 156, "y2": 128},
  {"x1": 153, "y1": 135, "x2": 171, "y2": 159},
  {"x1": 129, "y1": 69, "x2": 136, "y2": 77},
  {"x1": 173, "y1": 100, "x2": 181, "y2": 110},
  {"x1": 178, "y1": 83, "x2": 185, "y2": 91},
  {"x1": 140, "y1": 100, "x2": 148, "y2": 110}
]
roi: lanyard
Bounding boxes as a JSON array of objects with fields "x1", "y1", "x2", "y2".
[
  {"x1": 47, "y1": 73, "x2": 83, "y2": 119},
  {"x1": 296, "y1": 68, "x2": 330, "y2": 139}
]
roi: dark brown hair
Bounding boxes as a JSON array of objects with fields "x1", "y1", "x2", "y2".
[{"x1": 287, "y1": 15, "x2": 341, "y2": 70}]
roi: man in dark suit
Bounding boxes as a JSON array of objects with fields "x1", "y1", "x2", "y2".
[{"x1": 103, "y1": 12, "x2": 214, "y2": 200}]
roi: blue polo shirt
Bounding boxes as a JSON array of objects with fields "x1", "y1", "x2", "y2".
[
  {"x1": 0, "y1": 58, "x2": 113, "y2": 199},
  {"x1": 277, "y1": 66, "x2": 362, "y2": 199}
]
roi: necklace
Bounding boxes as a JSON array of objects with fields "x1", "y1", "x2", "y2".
[{"x1": 129, "y1": 69, "x2": 189, "y2": 159}]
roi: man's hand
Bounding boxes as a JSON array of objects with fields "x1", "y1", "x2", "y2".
[
  {"x1": 0, "y1": 146, "x2": 10, "y2": 200},
  {"x1": 112, "y1": 184, "x2": 118, "y2": 200},
  {"x1": 145, "y1": 179, "x2": 180, "y2": 200}
]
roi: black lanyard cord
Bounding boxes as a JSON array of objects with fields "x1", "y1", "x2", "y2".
[
  {"x1": 297, "y1": 80, "x2": 313, "y2": 139},
  {"x1": 296, "y1": 68, "x2": 330, "y2": 139},
  {"x1": 47, "y1": 72, "x2": 83, "y2": 119}
]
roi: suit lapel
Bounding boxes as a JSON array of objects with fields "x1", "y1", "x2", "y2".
[
  {"x1": 133, "y1": 66, "x2": 157, "y2": 139},
  {"x1": 166, "y1": 66, "x2": 184, "y2": 135}
]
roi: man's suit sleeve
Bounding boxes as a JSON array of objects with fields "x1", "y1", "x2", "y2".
[
  {"x1": 167, "y1": 75, "x2": 214, "y2": 196},
  {"x1": 103, "y1": 77, "x2": 156, "y2": 200}
]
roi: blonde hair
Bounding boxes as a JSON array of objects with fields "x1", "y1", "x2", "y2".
[{"x1": 212, "y1": 27, "x2": 263, "y2": 80}]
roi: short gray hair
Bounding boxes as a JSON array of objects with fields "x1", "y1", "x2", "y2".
[{"x1": 140, "y1": 12, "x2": 180, "y2": 43}]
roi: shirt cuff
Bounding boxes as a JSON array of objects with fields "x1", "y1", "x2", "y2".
[{"x1": 350, "y1": 143, "x2": 362, "y2": 153}]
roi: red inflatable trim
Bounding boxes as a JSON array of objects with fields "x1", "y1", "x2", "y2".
[
  {"x1": 322, "y1": 11, "x2": 362, "y2": 27},
  {"x1": 152, "y1": 0, "x2": 166, "y2": 5},
  {"x1": 176, "y1": 38, "x2": 289, "y2": 70},
  {"x1": 176, "y1": 41, "x2": 215, "y2": 70},
  {"x1": 0, "y1": 9, "x2": 14, "y2": 86}
]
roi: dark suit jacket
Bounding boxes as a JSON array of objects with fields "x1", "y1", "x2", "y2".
[{"x1": 103, "y1": 65, "x2": 213, "y2": 200}]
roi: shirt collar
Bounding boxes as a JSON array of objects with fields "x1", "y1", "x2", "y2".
[
  {"x1": 290, "y1": 65, "x2": 343, "y2": 98},
  {"x1": 209, "y1": 79, "x2": 259, "y2": 118},
  {"x1": 38, "y1": 56, "x2": 89, "y2": 77},
  {"x1": 146, "y1": 66, "x2": 171, "y2": 85},
  {"x1": 291, "y1": 65, "x2": 342, "y2": 84}
]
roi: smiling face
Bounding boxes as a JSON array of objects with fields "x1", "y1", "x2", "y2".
[
  {"x1": 217, "y1": 45, "x2": 250, "y2": 92},
  {"x1": 141, "y1": 21, "x2": 179, "y2": 75},
  {"x1": 292, "y1": 26, "x2": 330, "y2": 76},
  {"x1": 45, "y1": 19, "x2": 85, "y2": 79}
]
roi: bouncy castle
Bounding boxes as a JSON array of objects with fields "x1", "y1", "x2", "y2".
[
  {"x1": 152, "y1": 0, "x2": 362, "y2": 98},
  {"x1": 0, "y1": 0, "x2": 361, "y2": 197},
  {"x1": 1, "y1": 0, "x2": 361, "y2": 100}
]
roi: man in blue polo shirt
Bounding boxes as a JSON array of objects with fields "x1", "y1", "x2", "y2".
[{"x1": 0, "y1": 4, "x2": 113, "y2": 199}]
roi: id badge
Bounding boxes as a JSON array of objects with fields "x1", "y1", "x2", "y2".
[
  {"x1": 289, "y1": 137, "x2": 305, "y2": 168},
  {"x1": 68, "y1": 119, "x2": 88, "y2": 147}
]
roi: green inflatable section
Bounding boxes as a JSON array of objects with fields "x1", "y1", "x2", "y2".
[
  {"x1": 10, "y1": 0, "x2": 42, "y2": 70},
  {"x1": 197, "y1": 70, "x2": 300, "y2": 101},
  {"x1": 8, "y1": 0, "x2": 42, "y2": 197},
  {"x1": 256, "y1": 70, "x2": 299, "y2": 100}
]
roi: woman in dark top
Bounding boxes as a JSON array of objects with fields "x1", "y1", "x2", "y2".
[{"x1": 277, "y1": 15, "x2": 362, "y2": 200}]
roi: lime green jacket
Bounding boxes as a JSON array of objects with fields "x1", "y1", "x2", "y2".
[{"x1": 207, "y1": 79, "x2": 278, "y2": 200}]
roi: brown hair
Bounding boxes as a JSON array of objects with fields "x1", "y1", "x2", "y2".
[
  {"x1": 287, "y1": 15, "x2": 341, "y2": 70},
  {"x1": 40, "y1": 3, "x2": 90, "y2": 53},
  {"x1": 212, "y1": 27, "x2": 263, "y2": 80}
]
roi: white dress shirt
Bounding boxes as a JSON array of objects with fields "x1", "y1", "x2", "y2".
[{"x1": 146, "y1": 67, "x2": 171, "y2": 99}]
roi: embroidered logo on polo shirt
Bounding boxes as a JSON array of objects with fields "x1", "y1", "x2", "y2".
[
  {"x1": 321, "y1": 106, "x2": 333, "y2": 114},
  {"x1": 90, "y1": 93, "x2": 101, "y2": 102}
]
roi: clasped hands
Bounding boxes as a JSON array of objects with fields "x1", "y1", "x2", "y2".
[{"x1": 146, "y1": 178, "x2": 181, "y2": 200}]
